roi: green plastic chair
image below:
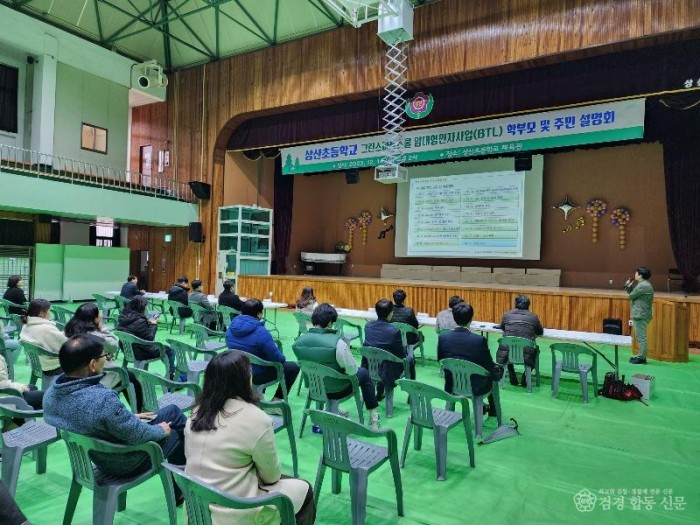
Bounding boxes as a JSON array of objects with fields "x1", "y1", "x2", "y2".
[
  {"x1": 147, "y1": 297, "x2": 169, "y2": 325},
  {"x1": 296, "y1": 361, "x2": 364, "y2": 438},
  {"x1": 20, "y1": 341, "x2": 60, "y2": 390},
  {"x1": 308, "y1": 409, "x2": 403, "y2": 525},
  {"x1": 393, "y1": 322, "x2": 425, "y2": 366},
  {"x1": 113, "y1": 295, "x2": 130, "y2": 313},
  {"x1": 260, "y1": 399, "x2": 299, "y2": 478},
  {"x1": 101, "y1": 362, "x2": 138, "y2": 413},
  {"x1": 131, "y1": 367, "x2": 202, "y2": 413},
  {"x1": 336, "y1": 318, "x2": 363, "y2": 347},
  {"x1": 398, "y1": 379, "x2": 475, "y2": 481},
  {"x1": 497, "y1": 336, "x2": 541, "y2": 393},
  {"x1": 162, "y1": 463, "x2": 296, "y2": 525},
  {"x1": 189, "y1": 303, "x2": 214, "y2": 328},
  {"x1": 0, "y1": 298, "x2": 27, "y2": 315},
  {"x1": 217, "y1": 305, "x2": 240, "y2": 330},
  {"x1": 358, "y1": 346, "x2": 409, "y2": 418},
  {"x1": 167, "y1": 300, "x2": 190, "y2": 334},
  {"x1": 0, "y1": 337, "x2": 16, "y2": 381},
  {"x1": 51, "y1": 304, "x2": 73, "y2": 324},
  {"x1": 60, "y1": 430, "x2": 177, "y2": 525},
  {"x1": 189, "y1": 324, "x2": 227, "y2": 352},
  {"x1": 293, "y1": 312, "x2": 312, "y2": 338},
  {"x1": 113, "y1": 330, "x2": 170, "y2": 372},
  {"x1": 235, "y1": 350, "x2": 288, "y2": 402},
  {"x1": 439, "y1": 359, "x2": 503, "y2": 438},
  {"x1": 92, "y1": 294, "x2": 117, "y2": 318},
  {"x1": 0, "y1": 396, "x2": 60, "y2": 497},
  {"x1": 1, "y1": 314, "x2": 19, "y2": 339},
  {"x1": 167, "y1": 338, "x2": 218, "y2": 384},
  {"x1": 550, "y1": 343, "x2": 599, "y2": 403},
  {"x1": 436, "y1": 328, "x2": 452, "y2": 336},
  {"x1": 9, "y1": 314, "x2": 23, "y2": 338}
]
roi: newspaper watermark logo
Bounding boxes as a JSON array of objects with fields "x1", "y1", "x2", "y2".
[
  {"x1": 574, "y1": 488, "x2": 686, "y2": 512},
  {"x1": 573, "y1": 489, "x2": 597, "y2": 512}
]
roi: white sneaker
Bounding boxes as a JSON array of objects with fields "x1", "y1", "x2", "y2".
[{"x1": 369, "y1": 413, "x2": 380, "y2": 431}]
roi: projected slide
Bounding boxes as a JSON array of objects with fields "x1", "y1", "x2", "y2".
[{"x1": 407, "y1": 171, "x2": 525, "y2": 257}]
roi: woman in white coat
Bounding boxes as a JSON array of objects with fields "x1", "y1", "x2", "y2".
[{"x1": 185, "y1": 350, "x2": 315, "y2": 525}]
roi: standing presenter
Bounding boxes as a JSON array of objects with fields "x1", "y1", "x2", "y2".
[{"x1": 625, "y1": 267, "x2": 654, "y2": 364}]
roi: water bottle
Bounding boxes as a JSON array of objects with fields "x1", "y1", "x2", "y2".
[{"x1": 312, "y1": 425, "x2": 323, "y2": 434}]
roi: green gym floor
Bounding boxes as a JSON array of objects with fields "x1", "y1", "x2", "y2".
[{"x1": 9, "y1": 305, "x2": 700, "y2": 524}]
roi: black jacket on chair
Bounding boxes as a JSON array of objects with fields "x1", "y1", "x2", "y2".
[
  {"x1": 437, "y1": 327, "x2": 498, "y2": 397},
  {"x1": 364, "y1": 319, "x2": 407, "y2": 387},
  {"x1": 117, "y1": 308, "x2": 158, "y2": 360},
  {"x1": 167, "y1": 284, "x2": 193, "y2": 318}
]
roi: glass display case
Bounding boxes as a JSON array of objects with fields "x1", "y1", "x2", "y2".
[{"x1": 217, "y1": 205, "x2": 272, "y2": 293}]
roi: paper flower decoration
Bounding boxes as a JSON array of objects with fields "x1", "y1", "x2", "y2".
[
  {"x1": 586, "y1": 198, "x2": 608, "y2": 243},
  {"x1": 610, "y1": 207, "x2": 631, "y2": 249},
  {"x1": 553, "y1": 195, "x2": 579, "y2": 220},
  {"x1": 358, "y1": 211, "x2": 372, "y2": 245},
  {"x1": 345, "y1": 217, "x2": 359, "y2": 249}
]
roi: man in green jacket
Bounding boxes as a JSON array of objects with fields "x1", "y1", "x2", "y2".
[{"x1": 625, "y1": 266, "x2": 654, "y2": 364}]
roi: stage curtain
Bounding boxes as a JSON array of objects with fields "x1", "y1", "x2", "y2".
[
  {"x1": 226, "y1": 39, "x2": 699, "y2": 151},
  {"x1": 652, "y1": 98, "x2": 700, "y2": 292},
  {"x1": 272, "y1": 155, "x2": 294, "y2": 275}
]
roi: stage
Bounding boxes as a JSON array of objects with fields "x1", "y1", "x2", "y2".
[{"x1": 238, "y1": 275, "x2": 698, "y2": 361}]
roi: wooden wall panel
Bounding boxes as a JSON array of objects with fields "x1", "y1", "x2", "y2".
[
  {"x1": 239, "y1": 275, "x2": 700, "y2": 345},
  {"x1": 129, "y1": 0, "x2": 700, "y2": 290}
]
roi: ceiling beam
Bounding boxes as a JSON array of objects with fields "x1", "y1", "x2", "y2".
[
  {"x1": 13, "y1": 0, "x2": 36, "y2": 7},
  {"x1": 168, "y1": 1, "x2": 216, "y2": 59},
  {"x1": 233, "y1": 0, "x2": 273, "y2": 45},
  {"x1": 101, "y1": 0, "x2": 161, "y2": 43},
  {"x1": 272, "y1": 0, "x2": 280, "y2": 44},
  {"x1": 93, "y1": 0, "x2": 104, "y2": 42},
  {"x1": 160, "y1": 0, "x2": 172, "y2": 71},
  {"x1": 218, "y1": 9, "x2": 269, "y2": 46},
  {"x1": 309, "y1": 0, "x2": 344, "y2": 28}
]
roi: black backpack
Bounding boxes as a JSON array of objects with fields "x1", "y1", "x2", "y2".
[{"x1": 599, "y1": 372, "x2": 645, "y2": 402}]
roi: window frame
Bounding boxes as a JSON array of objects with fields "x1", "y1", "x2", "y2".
[{"x1": 80, "y1": 122, "x2": 108, "y2": 155}]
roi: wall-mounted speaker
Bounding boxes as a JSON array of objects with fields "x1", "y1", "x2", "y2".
[
  {"x1": 188, "y1": 181, "x2": 211, "y2": 199},
  {"x1": 514, "y1": 153, "x2": 532, "y2": 172},
  {"x1": 189, "y1": 222, "x2": 204, "y2": 242},
  {"x1": 345, "y1": 169, "x2": 359, "y2": 184}
]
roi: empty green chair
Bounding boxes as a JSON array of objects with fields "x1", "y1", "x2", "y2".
[
  {"x1": 217, "y1": 305, "x2": 240, "y2": 330},
  {"x1": 398, "y1": 379, "x2": 475, "y2": 481},
  {"x1": 550, "y1": 343, "x2": 599, "y2": 403},
  {"x1": 393, "y1": 322, "x2": 425, "y2": 365},
  {"x1": 101, "y1": 362, "x2": 138, "y2": 413},
  {"x1": 113, "y1": 295, "x2": 129, "y2": 313},
  {"x1": 51, "y1": 304, "x2": 73, "y2": 324},
  {"x1": 147, "y1": 298, "x2": 169, "y2": 325},
  {"x1": 168, "y1": 338, "x2": 218, "y2": 384},
  {"x1": 0, "y1": 396, "x2": 60, "y2": 497},
  {"x1": 189, "y1": 303, "x2": 210, "y2": 327},
  {"x1": 497, "y1": 336, "x2": 541, "y2": 393},
  {"x1": 21, "y1": 342, "x2": 60, "y2": 390},
  {"x1": 92, "y1": 294, "x2": 117, "y2": 318},
  {"x1": 359, "y1": 346, "x2": 409, "y2": 418},
  {"x1": 296, "y1": 361, "x2": 364, "y2": 438},
  {"x1": 113, "y1": 330, "x2": 170, "y2": 372},
  {"x1": 260, "y1": 399, "x2": 299, "y2": 477},
  {"x1": 237, "y1": 350, "x2": 288, "y2": 402},
  {"x1": 293, "y1": 312, "x2": 312, "y2": 338},
  {"x1": 336, "y1": 318, "x2": 363, "y2": 347},
  {"x1": 163, "y1": 463, "x2": 296, "y2": 525},
  {"x1": 308, "y1": 409, "x2": 403, "y2": 525},
  {"x1": 60, "y1": 430, "x2": 177, "y2": 525},
  {"x1": 440, "y1": 359, "x2": 503, "y2": 438},
  {"x1": 189, "y1": 324, "x2": 227, "y2": 352},
  {"x1": 0, "y1": 337, "x2": 16, "y2": 381},
  {"x1": 131, "y1": 368, "x2": 201, "y2": 413},
  {"x1": 167, "y1": 300, "x2": 189, "y2": 334}
]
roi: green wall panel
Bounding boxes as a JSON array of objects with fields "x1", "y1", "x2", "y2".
[
  {"x1": 34, "y1": 244, "x2": 65, "y2": 301},
  {"x1": 62, "y1": 245, "x2": 129, "y2": 301}
]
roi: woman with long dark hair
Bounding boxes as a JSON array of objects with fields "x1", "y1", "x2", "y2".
[
  {"x1": 295, "y1": 286, "x2": 317, "y2": 315},
  {"x1": 185, "y1": 351, "x2": 315, "y2": 525},
  {"x1": 65, "y1": 303, "x2": 144, "y2": 412},
  {"x1": 19, "y1": 299, "x2": 67, "y2": 376},
  {"x1": 3, "y1": 275, "x2": 27, "y2": 314}
]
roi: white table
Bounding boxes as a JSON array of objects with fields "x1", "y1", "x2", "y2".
[{"x1": 334, "y1": 308, "x2": 630, "y2": 376}]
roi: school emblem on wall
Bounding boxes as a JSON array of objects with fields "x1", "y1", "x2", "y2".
[{"x1": 405, "y1": 92, "x2": 434, "y2": 119}]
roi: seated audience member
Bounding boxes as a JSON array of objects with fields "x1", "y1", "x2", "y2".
[
  {"x1": 218, "y1": 279, "x2": 243, "y2": 311},
  {"x1": 0, "y1": 482, "x2": 29, "y2": 525},
  {"x1": 0, "y1": 350, "x2": 44, "y2": 409},
  {"x1": 188, "y1": 279, "x2": 219, "y2": 330},
  {"x1": 495, "y1": 294, "x2": 543, "y2": 386},
  {"x1": 226, "y1": 299, "x2": 300, "y2": 401},
  {"x1": 435, "y1": 295, "x2": 464, "y2": 331},
  {"x1": 390, "y1": 289, "x2": 420, "y2": 347},
  {"x1": 65, "y1": 303, "x2": 144, "y2": 412},
  {"x1": 1, "y1": 318, "x2": 22, "y2": 364},
  {"x1": 19, "y1": 299, "x2": 67, "y2": 377},
  {"x1": 363, "y1": 299, "x2": 415, "y2": 401},
  {"x1": 293, "y1": 303, "x2": 380, "y2": 429},
  {"x1": 437, "y1": 302, "x2": 500, "y2": 416},
  {"x1": 168, "y1": 276, "x2": 193, "y2": 318},
  {"x1": 186, "y1": 351, "x2": 316, "y2": 525},
  {"x1": 295, "y1": 286, "x2": 318, "y2": 316},
  {"x1": 120, "y1": 275, "x2": 145, "y2": 300},
  {"x1": 3, "y1": 275, "x2": 27, "y2": 314},
  {"x1": 43, "y1": 334, "x2": 186, "y2": 494},
  {"x1": 117, "y1": 296, "x2": 176, "y2": 379}
]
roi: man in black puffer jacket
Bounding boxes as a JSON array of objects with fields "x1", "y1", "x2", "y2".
[
  {"x1": 167, "y1": 276, "x2": 193, "y2": 319},
  {"x1": 390, "y1": 289, "x2": 420, "y2": 346},
  {"x1": 495, "y1": 295, "x2": 543, "y2": 386}
]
